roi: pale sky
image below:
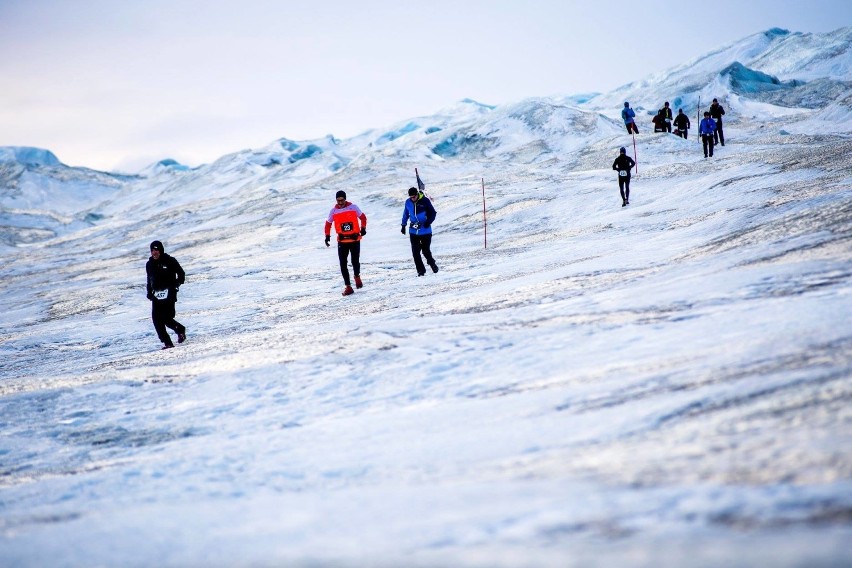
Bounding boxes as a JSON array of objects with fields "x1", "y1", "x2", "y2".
[{"x1": 1, "y1": 0, "x2": 849, "y2": 172}]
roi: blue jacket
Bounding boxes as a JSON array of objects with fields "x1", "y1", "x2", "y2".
[
  {"x1": 699, "y1": 117, "x2": 717, "y2": 136},
  {"x1": 401, "y1": 193, "x2": 437, "y2": 236},
  {"x1": 621, "y1": 107, "x2": 636, "y2": 124}
]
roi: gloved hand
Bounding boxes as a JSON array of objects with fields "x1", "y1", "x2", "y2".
[
  {"x1": 175, "y1": 287, "x2": 179, "y2": 293},
  {"x1": 400, "y1": 226, "x2": 406, "y2": 235},
  {"x1": 147, "y1": 292, "x2": 154, "y2": 301},
  {"x1": 360, "y1": 228, "x2": 367, "y2": 236},
  {"x1": 325, "y1": 235, "x2": 330, "y2": 247}
]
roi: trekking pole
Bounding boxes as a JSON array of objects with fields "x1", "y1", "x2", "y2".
[
  {"x1": 632, "y1": 130, "x2": 638, "y2": 174},
  {"x1": 481, "y1": 177, "x2": 488, "y2": 249}
]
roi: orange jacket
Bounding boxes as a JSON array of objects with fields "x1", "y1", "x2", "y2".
[{"x1": 325, "y1": 201, "x2": 367, "y2": 242}]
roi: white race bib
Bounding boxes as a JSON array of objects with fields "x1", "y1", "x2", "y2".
[
  {"x1": 619, "y1": 170, "x2": 628, "y2": 177},
  {"x1": 153, "y1": 289, "x2": 168, "y2": 300}
]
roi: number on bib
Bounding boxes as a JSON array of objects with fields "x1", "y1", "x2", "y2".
[
  {"x1": 619, "y1": 170, "x2": 628, "y2": 177},
  {"x1": 154, "y1": 289, "x2": 168, "y2": 300}
]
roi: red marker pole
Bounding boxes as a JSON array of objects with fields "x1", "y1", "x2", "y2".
[
  {"x1": 481, "y1": 177, "x2": 487, "y2": 249},
  {"x1": 632, "y1": 130, "x2": 638, "y2": 174}
]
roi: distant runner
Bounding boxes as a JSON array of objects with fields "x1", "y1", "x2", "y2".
[
  {"x1": 612, "y1": 147, "x2": 636, "y2": 207},
  {"x1": 710, "y1": 98, "x2": 726, "y2": 146},
  {"x1": 622, "y1": 102, "x2": 639, "y2": 134},
  {"x1": 699, "y1": 111, "x2": 717, "y2": 158},
  {"x1": 673, "y1": 108, "x2": 691, "y2": 139}
]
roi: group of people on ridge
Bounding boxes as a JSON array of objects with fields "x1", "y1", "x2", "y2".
[{"x1": 616, "y1": 97, "x2": 728, "y2": 205}]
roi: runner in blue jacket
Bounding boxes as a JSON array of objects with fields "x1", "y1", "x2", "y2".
[{"x1": 401, "y1": 187, "x2": 439, "y2": 276}]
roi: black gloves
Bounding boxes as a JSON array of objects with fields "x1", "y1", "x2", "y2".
[
  {"x1": 325, "y1": 235, "x2": 330, "y2": 247},
  {"x1": 400, "y1": 226, "x2": 406, "y2": 235},
  {"x1": 147, "y1": 292, "x2": 154, "y2": 301},
  {"x1": 360, "y1": 228, "x2": 367, "y2": 236}
]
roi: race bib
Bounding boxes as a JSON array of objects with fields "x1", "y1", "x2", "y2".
[
  {"x1": 341, "y1": 222, "x2": 353, "y2": 232},
  {"x1": 153, "y1": 289, "x2": 168, "y2": 300},
  {"x1": 618, "y1": 170, "x2": 628, "y2": 177},
  {"x1": 410, "y1": 223, "x2": 420, "y2": 229}
]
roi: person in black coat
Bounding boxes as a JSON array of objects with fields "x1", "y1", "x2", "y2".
[
  {"x1": 612, "y1": 147, "x2": 636, "y2": 207},
  {"x1": 146, "y1": 240, "x2": 186, "y2": 349},
  {"x1": 660, "y1": 102, "x2": 673, "y2": 133},
  {"x1": 673, "y1": 108, "x2": 691, "y2": 139},
  {"x1": 710, "y1": 98, "x2": 726, "y2": 146}
]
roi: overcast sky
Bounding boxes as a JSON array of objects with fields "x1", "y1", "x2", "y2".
[{"x1": 1, "y1": 0, "x2": 849, "y2": 172}]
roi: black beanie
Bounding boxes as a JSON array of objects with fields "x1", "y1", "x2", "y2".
[
  {"x1": 335, "y1": 190, "x2": 346, "y2": 199},
  {"x1": 408, "y1": 187, "x2": 418, "y2": 196},
  {"x1": 150, "y1": 240, "x2": 164, "y2": 253}
]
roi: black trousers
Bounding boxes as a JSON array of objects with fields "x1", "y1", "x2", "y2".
[
  {"x1": 676, "y1": 129, "x2": 688, "y2": 139},
  {"x1": 702, "y1": 135, "x2": 715, "y2": 157},
  {"x1": 713, "y1": 120, "x2": 725, "y2": 145},
  {"x1": 626, "y1": 123, "x2": 638, "y2": 134},
  {"x1": 152, "y1": 299, "x2": 184, "y2": 346},
  {"x1": 618, "y1": 176, "x2": 631, "y2": 202},
  {"x1": 409, "y1": 234, "x2": 436, "y2": 275},
  {"x1": 337, "y1": 241, "x2": 360, "y2": 286}
]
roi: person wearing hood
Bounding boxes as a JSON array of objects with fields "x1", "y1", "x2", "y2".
[
  {"x1": 612, "y1": 147, "x2": 636, "y2": 207},
  {"x1": 146, "y1": 240, "x2": 186, "y2": 349},
  {"x1": 621, "y1": 102, "x2": 638, "y2": 134},
  {"x1": 673, "y1": 108, "x2": 691, "y2": 139},
  {"x1": 401, "y1": 186, "x2": 438, "y2": 276},
  {"x1": 325, "y1": 190, "x2": 367, "y2": 296}
]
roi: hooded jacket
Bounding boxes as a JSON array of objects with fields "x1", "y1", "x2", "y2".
[
  {"x1": 146, "y1": 252, "x2": 185, "y2": 302},
  {"x1": 699, "y1": 117, "x2": 717, "y2": 136},
  {"x1": 401, "y1": 193, "x2": 437, "y2": 236}
]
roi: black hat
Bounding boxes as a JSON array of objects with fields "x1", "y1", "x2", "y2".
[
  {"x1": 150, "y1": 240, "x2": 164, "y2": 253},
  {"x1": 713, "y1": 98, "x2": 718, "y2": 103},
  {"x1": 335, "y1": 190, "x2": 346, "y2": 199},
  {"x1": 704, "y1": 111, "x2": 711, "y2": 116},
  {"x1": 408, "y1": 187, "x2": 418, "y2": 196},
  {"x1": 619, "y1": 147, "x2": 627, "y2": 154},
  {"x1": 624, "y1": 101, "x2": 629, "y2": 107}
]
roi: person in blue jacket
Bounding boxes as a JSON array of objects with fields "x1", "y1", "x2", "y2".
[
  {"x1": 401, "y1": 186, "x2": 438, "y2": 276},
  {"x1": 699, "y1": 111, "x2": 717, "y2": 158},
  {"x1": 621, "y1": 102, "x2": 638, "y2": 134}
]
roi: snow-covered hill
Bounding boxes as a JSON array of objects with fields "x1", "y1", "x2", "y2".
[{"x1": 1, "y1": 27, "x2": 851, "y2": 568}]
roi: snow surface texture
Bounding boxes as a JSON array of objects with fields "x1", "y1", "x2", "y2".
[{"x1": 1, "y1": 27, "x2": 851, "y2": 568}]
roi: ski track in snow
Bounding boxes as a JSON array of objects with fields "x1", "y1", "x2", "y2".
[{"x1": 2, "y1": 75, "x2": 852, "y2": 567}]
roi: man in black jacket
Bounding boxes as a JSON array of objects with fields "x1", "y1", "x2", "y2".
[
  {"x1": 673, "y1": 108, "x2": 691, "y2": 139},
  {"x1": 612, "y1": 147, "x2": 636, "y2": 207},
  {"x1": 146, "y1": 240, "x2": 186, "y2": 349},
  {"x1": 710, "y1": 98, "x2": 726, "y2": 146}
]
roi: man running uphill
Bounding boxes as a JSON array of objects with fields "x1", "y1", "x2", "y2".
[
  {"x1": 325, "y1": 190, "x2": 367, "y2": 296},
  {"x1": 146, "y1": 240, "x2": 186, "y2": 349}
]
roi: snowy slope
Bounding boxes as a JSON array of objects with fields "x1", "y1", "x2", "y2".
[
  {"x1": 1, "y1": 28, "x2": 851, "y2": 568},
  {"x1": 585, "y1": 26, "x2": 852, "y2": 132}
]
